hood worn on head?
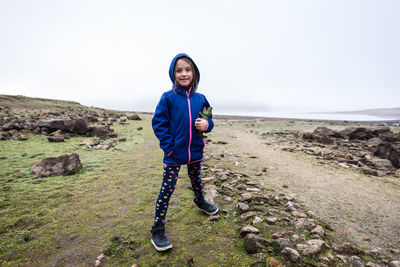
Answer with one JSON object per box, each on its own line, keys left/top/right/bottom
{"left": 169, "top": 53, "right": 200, "bottom": 86}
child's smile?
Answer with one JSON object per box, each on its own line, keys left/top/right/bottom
{"left": 174, "top": 59, "right": 193, "bottom": 88}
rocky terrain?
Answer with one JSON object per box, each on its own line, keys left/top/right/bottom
{"left": 0, "top": 95, "right": 399, "bottom": 266}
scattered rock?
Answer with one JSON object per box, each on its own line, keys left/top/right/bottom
{"left": 252, "top": 216, "right": 263, "bottom": 225}
{"left": 244, "top": 234, "right": 268, "bottom": 254}
{"left": 31, "top": 153, "right": 83, "bottom": 177}
{"left": 266, "top": 217, "right": 278, "bottom": 225}
{"left": 280, "top": 247, "right": 301, "bottom": 262}
{"left": 127, "top": 114, "right": 141, "bottom": 120}
{"left": 310, "top": 225, "right": 325, "bottom": 237}
{"left": 208, "top": 214, "right": 221, "bottom": 221}
{"left": 240, "top": 225, "right": 260, "bottom": 237}
{"left": 275, "top": 238, "right": 292, "bottom": 250}
{"left": 390, "top": 261, "right": 400, "bottom": 267}
{"left": 296, "top": 239, "right": 326, "bottom": 256}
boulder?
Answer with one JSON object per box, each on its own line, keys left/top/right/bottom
{"left": 313, "top": 127, "right": 340, "bottom": 137}
{"left": 65, "top": 118, "right": 88, "bottom": 135}
{"left": 38, "top": 119, "right": 67, "bottom": 132}
{"left": 88, "top": 125, "right": 112, "bottom": 138}
{"left": 31, "top": 153, "right": 83, "bottom": 177}
{"left": 127, "top": 114, "right": 142, "bottom": 120}
{"left": 374, "top": 143, "right": 400, "bottom": 168}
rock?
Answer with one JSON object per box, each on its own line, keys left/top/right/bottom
{"left": 244, "top": 234, "right": 267, "bottom": 254}
{"left": 253, "top": 216, "right": 263, "bottom": 225}
{"left": 370, "top": 158, "right": 394, "bottom": 169}
{"left": 246, "top": 187, "right": 261, "bottom": 192}
{"left": 89, "top": 125, "right": 112, "bottom": 138}
{"left": 203, "top": 184, "right": 218, "bottom": 204}
{"left": 17, "top": 134, "right": 28, "bottom": 140}
{"left": 280, "top": 247, "right": 301, "bottom": 262}
{"left": 127, "top": 114, "right": 141, "bottom": 120}
{"left": 290, "top": 234, "right": 300, "bottom": 243}
{"left": 374, "top": 143, "right": 400, "bottom": 168}
{"left": 237, "top": 202, "right": 249, "bottom": 213}
{"left": 284, "top": 201, "right": 297, "bottom": 211}
{"left": 0, "top": 132, "right": 10, "bottom": 140}
{"left": 240, "top": 225, "right": 260, "bottom": 237}
{"left": 31, "top": 153, "right": 83, "bottom": 177}
{"left": 266, "top": 217, "right": 278, "bottom": 225}
{"left": 318, "top": 252, "right": 334, "bottom": 264}
{"left": 296, "top": 239, "right": 326, "bottom": 256}
{"left": 241, "top": 211, "right": 260, "bottom": 220}
{"left": 137, "top": 127, "right": 143, "bottom": 130}
{"left": 348, "top": 256, "right": 364, "bottom": 267}
{"left": 202, "top": 176, "right": 216, "bottom": 185}
{"left": 314, "top": 127, "right": 340, "bottom": 137}
{"left": 65, "top": 118, "right": 88, "bottom": 135}
{"left": 311, "top": 225, "right": 325, "bottom": 237}
{"left": 293, "top": 218, "right": 315, "bottom": 230}
{"left": 291, "top": 210, "right": 307, "bottom": 218}
{"left": 208, "top": 214, "right": 221, "bottom": 221}
{"left": 333, "top": 242, "right": 365, "bottom": 255}
{"left": 367, "top": 137, "right": 384, "bottom": 147}
{"left": 390, "top": 261, "right": 400, "bottom": 267}
{"left": 47, "top": 134, "right": 65, "bottom": 142}
{"left": 38, "top": 119, "right": 67, "bottom": 132}
{"left": 275, "top": 238, "right": 292, "bottom": 250}
{"left": 240, "top": 192, "right": 270, "bottom": 203}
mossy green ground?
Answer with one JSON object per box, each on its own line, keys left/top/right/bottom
{"left": 0, "top": 115, "right": 257, "bottom": 266}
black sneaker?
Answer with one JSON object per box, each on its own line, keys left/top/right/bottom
{"left": 194, "top": 198, "right": 219, "bottom": 215}
{"left": 150, "top": 225, "right": 172, "bottom": 251}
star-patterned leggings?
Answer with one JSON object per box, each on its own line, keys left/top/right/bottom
{"left": 153, "top": 161, "right": 204, "bottom": 226}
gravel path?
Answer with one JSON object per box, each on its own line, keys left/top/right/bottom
{"left": 211, "top": 123, "right": 400, "bottom": 256}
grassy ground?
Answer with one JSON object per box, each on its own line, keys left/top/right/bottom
{"left": 0, "top": 115, "right": 257, "bottom": 266}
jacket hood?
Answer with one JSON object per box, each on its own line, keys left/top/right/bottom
{"left": 169, "top": 53, "right": 200, "bottom": 85}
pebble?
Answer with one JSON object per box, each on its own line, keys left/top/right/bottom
{"left": 291, "top": 210, "right": 307, "bottom": 218}
{"left": 311, "top": 225, "right": 325, "bottom": 237}
{"left": 246, "top": 187, "right": 261, "bottom": 192}
{"left": 208, "top": 214, "right": 221, "bottom": 221}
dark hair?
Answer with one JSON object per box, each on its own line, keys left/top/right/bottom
{"left": 173, "top": 57, "right": 199, "bottom": 92}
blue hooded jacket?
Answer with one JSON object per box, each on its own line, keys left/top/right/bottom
{"left": 152, "top": 53, "right": 214, "bottom": 165}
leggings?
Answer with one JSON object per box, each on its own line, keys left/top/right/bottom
{"left": 153, "top": 161, "right": 204, "bottom": 226}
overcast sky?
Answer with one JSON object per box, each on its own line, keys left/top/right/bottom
{"left": 0, "top": 0, "right": 399, "bottom": 115}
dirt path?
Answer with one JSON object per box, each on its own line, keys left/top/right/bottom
{"left": 211, "top": 123, "right": 400, "bottom": 256}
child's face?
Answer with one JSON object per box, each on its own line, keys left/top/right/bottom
{"left": 174, "top": 58, "right": 193, "bottom": 88}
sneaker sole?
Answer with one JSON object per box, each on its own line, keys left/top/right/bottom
{"left": 199, "top": 205, "right": 219, "bottom": 215}
{"left": 151, "top": 238, "right": 172, "bottom": 252}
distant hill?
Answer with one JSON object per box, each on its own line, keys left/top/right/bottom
{"left": 334, "top": 107, "right": 400, "bottom": 119}
{"left": 0, "top": 94, "right": 107, "bottom": 113}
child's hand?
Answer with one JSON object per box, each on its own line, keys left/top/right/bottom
{"left": 195, "top": 118, "right": 207, "bottom": 131}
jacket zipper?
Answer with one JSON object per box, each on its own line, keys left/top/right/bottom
{"left": 186, "top": 88, "right": 192, "bottom": 164}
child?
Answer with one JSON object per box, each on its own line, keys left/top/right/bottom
{"left": 151, "top": 53, "right": 219, "bottom": 251}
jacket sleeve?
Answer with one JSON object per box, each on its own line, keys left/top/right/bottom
{"left": 203, "top": 96, "right": 214, "bottom": 133}
{"left": 152, "top": 93, "right": 174, "bottom": 154}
